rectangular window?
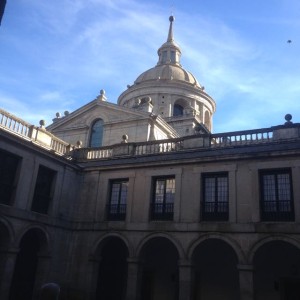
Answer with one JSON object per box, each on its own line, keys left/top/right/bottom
{"left": 202, "top": 173, "right": 229, "bottom": 221}
{"left": 151, "top": 177, "right": 175, "bottom": 221}
{"left": 0, "top": 149, "right": 21, "bottom": 205}
{"left": 31, "top": 166, "right": 56, "bottom": 214}
{"left": 260, "top": 169, "right": 294, "bottom": 221}
{"left": 107, "top": 180, "right": 128, "bottom": 221}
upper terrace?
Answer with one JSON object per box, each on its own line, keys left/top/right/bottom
{"left": 1, "top": 108, "right": 299, "bottom": 162}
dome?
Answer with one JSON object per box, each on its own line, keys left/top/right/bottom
{"left": 134, "top": 64, "right": 202, "bottom": 88}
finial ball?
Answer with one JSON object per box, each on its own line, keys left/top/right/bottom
{"left": 285, "top": 114, "right": 292, "bottom": 122}
{"left": 169, "top": 16, "right": 175, "bottom": 22}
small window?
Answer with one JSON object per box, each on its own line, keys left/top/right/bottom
{"left": 170, "top": 50, "right": 176, "bottom": 63}
{"left": 89, "top": 119, "right": 104, "bottom": 147}
{"left": 202, "top": 173, "right": 229, "bottom": 221}
{"left": 259, "top": 169, "right": 294, "bottom": 221}
{"left": 161, "top": 51, "right": 167, "bottom": 63}
{"left": 173, "top": 104, "right": 184, "bottom": 116}
{"left": 0, "top": 149, "right": 21, "bottom": 205}
{"left": 107, "top": 180, "right": 128, "bottom": 221}
{"left": 151, "top": 177, "right": 175, "bottom": 221}
{"left": 31, "top": 166, "right": 56, "bottom": 214}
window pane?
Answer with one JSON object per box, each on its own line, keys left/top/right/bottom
{"left": 90, "top": 119, "right": 104, "bottom": 147}
{"left": 204, "top": 178, "right": 215, "bottom": 202}
{"left": 155, "top": 180, "right": 165, "bottom": 203}
{"left": 120, "top": 182, "right": 128, "bottom": 204}
{"left": 277, "top": 174, "right": 290, "bottom": 201}
{"left": 263, "top": 175, "right": 276, "bottom": 202}
{"left": 260, "top": 169, "right": 294, "bottom": 221}
{"left": 111, "top": 183, "right": 121, "bottom": 205}
{"left": 173, "top": 104, "right": 184, "bottom": 116}
{"left": 217, "top": 177, "right": 228, "bottom": 202}
{"left": 108, "top": 180, "right": 128, "bottom": 220}
{"left": 170, "top": 50, "right": 176, "bottom": 63}
{"left": 165, "top": 179, "right": 175, "bottom": 203}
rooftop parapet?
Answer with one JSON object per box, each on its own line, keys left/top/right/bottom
{"left": 1, "top": 108, "right": 300, "bottom": 161}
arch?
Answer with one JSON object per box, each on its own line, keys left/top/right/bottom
{"left": 89, "top": 118, "right": 104, "bottom": 147}
{"left": 188, "top": 234, "right": 246, "bottom": 264}
{"left": 91, "top": 232, "right": 133, "bottom": 259}
{"left": 248, "top": 235, "right": 300, "bottom": 265}
{"left": 173, "top": 98, "right": 189, "bottom": 117}
{"left": 93, "top": 234, "right": 130, "bottom": 300}
{"left": 190, "top": 236, "right": 240, "bottom": 300}
{"left": 15, "top": 225, "right": 51, "bottom": 254}
{"left": 138, "top": 234, "right": 181, "bottom": 300}
{"left": 136, "top": 232, "right": 184, "bottom": 259}
{"left": 0, "top": 217, "right": 14, "bottom": 247}
{"left": 204, "top": 110, "right": 210, "bottom": 130}
{"left": 252, "top": 237, "right": 300, "bottom": 299}
{"left": 9, "top": 227, "right": 51, "bottom": 300}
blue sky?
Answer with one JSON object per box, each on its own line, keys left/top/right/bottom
{"left": 1, "top": 0, "right": 300, "bottom": 133}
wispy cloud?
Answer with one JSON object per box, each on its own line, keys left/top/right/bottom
{"left": 1, "top": 0, "right": 300, "bottom": 132}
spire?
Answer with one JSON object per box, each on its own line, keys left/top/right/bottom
{"left": 157, "top": 16, "right": 181, "bottom": 66}
{"left": 167, "top": 15, "right": 175, "bottom": 42}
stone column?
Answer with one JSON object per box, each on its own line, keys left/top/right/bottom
{"left": 178, "top": 259, "right": 193, "bottom": 300}
{"left": 0, "top": 248, "right": 19, "bottom": 300}
{"left": 126, "top": 257, "right": 141, "bottom": 300}
{"left": 237, "top": 264, "right": 254, "bottom": 300}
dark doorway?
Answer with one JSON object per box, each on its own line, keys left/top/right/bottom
{"left": 9, "top": 229, "right": 43, "bottom": 300}
{"left": 140, "top": 237, "right": 179, "bottom": 300}
{"left": 192, "top": 239, "right": 239, "bottom": 300}
{"left": 254, "top": 241, "right": 300, "bottom": 300}
{"left": 96, "top": 238, "right": 128, "bottom": 300}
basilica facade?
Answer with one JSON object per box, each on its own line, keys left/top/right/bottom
{"left": 1, "top": 17, "right": 300, "bottom": 300}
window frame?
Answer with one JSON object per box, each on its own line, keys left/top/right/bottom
{"left": 201, "top": 172, "right": 229, "bottom": 221}
{"left": 0, "top": 149, "right": 21, "bottom": 206}
{"left": 259, "top": 168, "right": 294, "bottom": 222}
{"left": 31, "top": 165, "right": 57, "bottom": 214}
{"left": 89, "top": 118, "right": 104, "bottom": 148}
{"left": 106, "top": 179, "right": 128, "bottom": 221}
{"left": 150, "top": 176, "right": 175, "bottom": 221}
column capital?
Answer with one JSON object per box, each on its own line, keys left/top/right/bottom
{"left": 178, "top": 259, "right": 193, "bottom": 267}
{"left": 237, "top": 264, "right": 254, "bottom": 271}
{"left": 127, "top": 257, "right": 140, "bottom": 264}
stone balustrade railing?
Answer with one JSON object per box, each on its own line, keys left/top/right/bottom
{"left": 0, "top": 108, "right": 71, "bottom": 156}
{"left": 71, "top": 126, "right": 287, "bottom": 161}
{"left": 0, "top": 108, "right": 31, "bottom": 138}
{"left": 2, "top": 108, "right": 300, "bottom": 161}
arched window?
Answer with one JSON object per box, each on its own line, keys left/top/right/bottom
{"left": 89, "top": 119, "right": 104, "bottom": 147}
{"left": 173, "top": 104, "right": 184, "bottom": 116}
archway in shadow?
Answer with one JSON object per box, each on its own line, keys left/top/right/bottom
{"left": 253, "top": 240, "right": 300, "bottom": 300}
{"left": 9, "top": 228, "right": 48, "bottom": 300}
{"left": 0, "top": 221, "right": 11, "bottom": 286}
{"left": 140, "top": 237, "right": 179, "bottom": 300}
{"left": 192, "top": 238, "right": 239, "bottom": 300}
{"left": 96, "top": 237, "right": 129, "bottom": 300}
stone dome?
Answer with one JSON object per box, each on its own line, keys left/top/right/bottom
{"left": 134, "top": 64, "right": 202, "bottom": 88}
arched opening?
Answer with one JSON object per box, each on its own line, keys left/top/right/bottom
{"left": 173, "top": 104, "right": 184, "bottom": 117}
{"left": 96, "top": 237, "right": 129, "bottom": 300}
{"left": 253, "top": 240, "right": 300, "bottom": 300}
{"left": 9, "top": 228, "right": 48, "bottom": 300}
{"left": 204, "top": 111, "right": 210, "bottom": 130}
{"left": 192, "top": 239, "right": 239, "bottom": 300}
{"left": 140, "top": 237, "right": 179, "bottom": 300}
{"left": 0, "top": 221, "right": 11, "bottom": 283}
{"left": 89, "top": 119, "right": 104, "bottom": 148}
